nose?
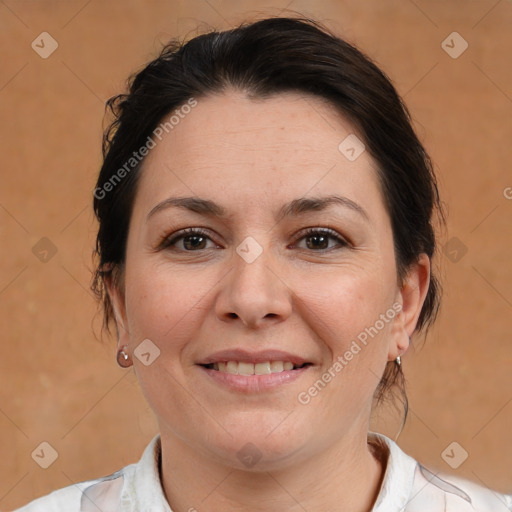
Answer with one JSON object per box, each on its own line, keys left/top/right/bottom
{"left": 214, "top": 240, "right": 293, "bottom": 330}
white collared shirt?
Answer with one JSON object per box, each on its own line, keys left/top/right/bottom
{"left": 15, "top": 433, "right": 512, "bottom": 511}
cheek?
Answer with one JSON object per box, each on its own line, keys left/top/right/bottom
{"left": 123, "top": 260, "right": 208, "bottom": 350}
{"left": 295, "top": 265, "right": 395, "bottom": 346}
{"left": 291, "top": 263, "right": 397, "bottom": 401}
{"left": 122, "top": 262, "right": 208, "bottom": 417}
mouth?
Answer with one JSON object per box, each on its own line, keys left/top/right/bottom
{"left": 200, "top": 361, "right": 312, "bottom": 375}
{"left": 196, "top": 349, "right": 314, "bottom": 392}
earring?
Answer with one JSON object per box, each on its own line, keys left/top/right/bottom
{"left": 395, "top": 355, "right": 402, "bottom": 367}
{"left": 116, "top": 346, "right": 132, "bottom": 368}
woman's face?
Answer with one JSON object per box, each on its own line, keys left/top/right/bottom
{"left": 109, "top": 90, "right": 429, "bottom": 469}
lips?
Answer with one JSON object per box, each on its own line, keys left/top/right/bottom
{"left": 196, "top": 349, "right": 313, "bottom": 392}
{"left": 197, "top": 349, "right": 312, "bottom": 375}
{"left": 197, "top": 349, "right": 310, "bottom": 366}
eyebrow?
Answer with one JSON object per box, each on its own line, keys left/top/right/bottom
{"left": 146, "top": 194, "right": 370, "bottom": 223}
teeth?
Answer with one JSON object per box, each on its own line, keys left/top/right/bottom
{"left": 270, "top": 361, "right": 284, "bottom": 372}
{"left": 238, "top": 362, "right": 254, "bottom": 375}
{"left": 226, "top": 361, "right": 238, "bottom": 374}
{"left": 255, "top": 362, "right": 271, "bottom": 375}
{"left": 213, "top": 361, "right": 301, "bottom": 375}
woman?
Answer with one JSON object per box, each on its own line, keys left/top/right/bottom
{"left": 16, "top": 16, "right": 511, "bottom": 512}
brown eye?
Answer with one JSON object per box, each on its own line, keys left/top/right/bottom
{"left": 295, "top": 228, "right": 349, "bottom": 251}
{"left": 161, "top": 228, "right": 217, "bottom": 251}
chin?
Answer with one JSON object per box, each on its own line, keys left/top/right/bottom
{"left": 205, "top": 418, "right": 312, "bottom": 471}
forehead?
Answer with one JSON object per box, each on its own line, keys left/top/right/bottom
{"left": 134, "top": 90, "right": 384, "bottom": 219}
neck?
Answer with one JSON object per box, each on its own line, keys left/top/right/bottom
{"left": 158, "top": 426, "right": 386, "bottom": 512}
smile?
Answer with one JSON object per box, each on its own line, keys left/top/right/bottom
{"left": 196, "top": 349, "right": 313, "bottom": 392}
{"left": 202, "top": 361, "right": 311, "bottom": 375}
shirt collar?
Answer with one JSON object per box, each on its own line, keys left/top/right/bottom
{"left": 124, "top": 432, "right": 416, "bottom": 511}
{"left": 124, "top": 434, "right": 172, "bottom": 511}
{"left": 368, "top": 432, "right": 418, "bottom": 511}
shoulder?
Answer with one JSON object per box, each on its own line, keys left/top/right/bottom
{"left": 13, "top": 435, "right": 164, "bottom": 511}
{"left": 409, "top": 464, "right": 512, "bottom": 512}
{"left": 14, "top": 485, "right": 82, "bottom": 511}
{"left": 369, "top": 432, "right": 512, "bottom": 512}
{"left": 13, "top": 467, "right": 130, "bottom": 511}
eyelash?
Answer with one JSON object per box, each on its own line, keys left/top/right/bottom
{"left": 159, "top": 227, "right": 350, "bottom": 252}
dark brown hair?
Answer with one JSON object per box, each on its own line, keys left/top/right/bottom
{"left": 92, "top": 16, "right": 444, "bottom": 418}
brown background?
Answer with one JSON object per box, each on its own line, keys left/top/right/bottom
{"left": 1, "top": 0, "right": 511, "bottom": 509}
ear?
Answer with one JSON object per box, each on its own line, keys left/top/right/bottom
{"left": 388, "top": 253, "right": 431, "bottom": 362}
{"left": 104, "top": 269, "right": 130, "bottom": 354}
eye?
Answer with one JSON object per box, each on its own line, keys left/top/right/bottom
{"left": 159, "top": 226, "right": 350, "bottom": 253}
{"left": 293, "top": 227, "right": 349, "bottom": 251}
{"left": 160, "top": 227, "right": 218, "bottom": 251}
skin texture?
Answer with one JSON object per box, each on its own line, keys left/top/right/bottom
{"left": 107, "top": 90, "right": 430, "bottom": 512}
